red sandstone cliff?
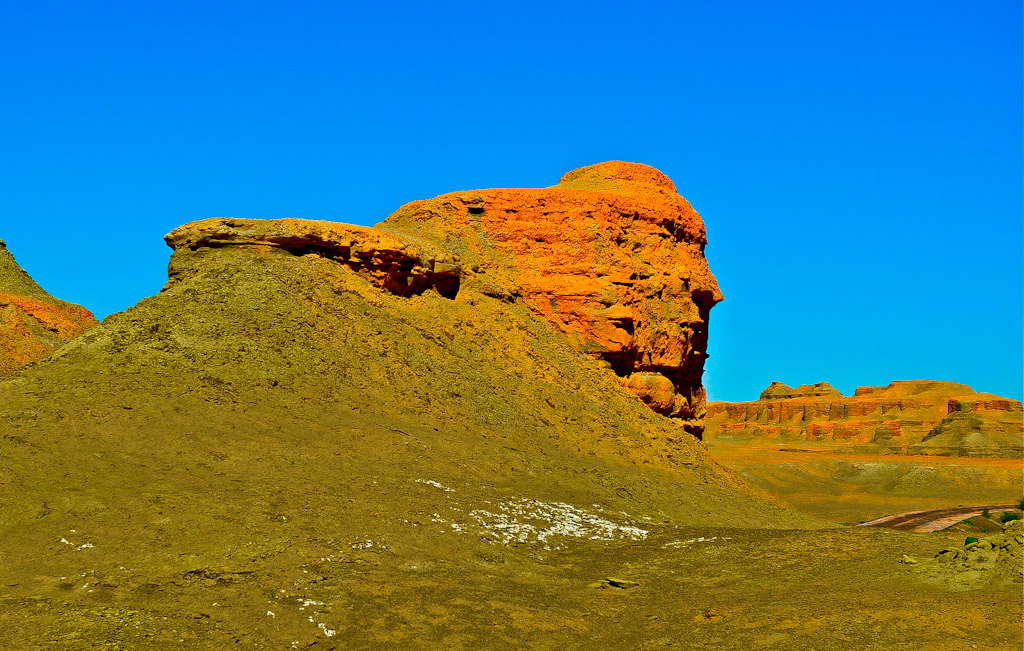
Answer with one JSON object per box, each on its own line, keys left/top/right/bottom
{"left": 166, "top": 161, "right": 721, "bottom": 437}
{"left": 705, "top": 380, "right": 1023, "bottom": 458}
{"left": 0, "top": 238, "right": 98, "bottom": 375}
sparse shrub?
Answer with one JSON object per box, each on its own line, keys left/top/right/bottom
{"left": 981, "top": 509, "right": 991, "bottom": 519}
{"left": 999, "top": 511, "right": 1022, "bottom": 524}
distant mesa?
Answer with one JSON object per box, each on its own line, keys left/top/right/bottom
{"left": 759, "top": 381, "right": 842, "bottom": 400}
{"left": 706, "top": 380, "right": 1023, "bottom": 458}
{"left": 0, "top": 238, "right": 98, "bottom": 375}
{"left": 166, "top": 161, "right": 722, "bottom": 438}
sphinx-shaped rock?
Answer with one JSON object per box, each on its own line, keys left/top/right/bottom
{"left": 165, "top": 161, "right": 722, "bottom": 436}
{"left": 0, "top": 238, "right": 98, "bottom": 375}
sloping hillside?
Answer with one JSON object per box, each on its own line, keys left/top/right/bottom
{"left": 0, "top": 238, "right": 97, "bottom": 375}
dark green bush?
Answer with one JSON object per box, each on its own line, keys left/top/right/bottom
{"left": 999, "top": 511, "right": 1022, "bottom": 524}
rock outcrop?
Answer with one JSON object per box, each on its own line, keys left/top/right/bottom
{"left": 759, "top": 381, "right": 842, "bottom": 400}
{"left": 921, "top": 519, "right": 1023, "bottom": 589}
{"left": 0, "top": 238, "right": 98, "bottom": 375}
{"left": 166, "top": 161, "right": 722, "bottom": 437}
{"left": 705, "top": 380, "right": 1023, "bottom": 458}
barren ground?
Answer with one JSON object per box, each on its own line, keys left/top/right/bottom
{"left": 1, "top": 243, "right": 1020, "bottom": 648}
{"left": 706, "top": 443, "right": 1023, "bottom": 524}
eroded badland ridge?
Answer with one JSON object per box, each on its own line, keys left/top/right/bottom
{"left": 703, "top": 383, "right": 1022, "bottom": 526}
{"left": 0, "top": 162, "right": 1020, "bottom": 649}
{"left": 0, "top": 239, "right": 98, "bottom": 375}
{"left": 706, "top": 380, "right": 1023, "bottom": 458}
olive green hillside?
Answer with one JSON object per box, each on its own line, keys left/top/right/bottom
{"left": 0, "top": 237, "right": 827, "bottom": 648}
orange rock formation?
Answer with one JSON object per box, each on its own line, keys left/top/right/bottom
{"left": 166, "top": 161, "right": 722, "bottom": 437}
{"left": 0, "top": 238, "right": 98, "bottom": 375}
{"left": 705, "top": 380, "right": 1023, "bottom": 458}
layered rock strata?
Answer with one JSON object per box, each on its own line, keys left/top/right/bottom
{"left": 166, "top": 161, "right": 722, "bottom": 437}
{"left": 705, "top": 380, "right": 1023, "bottom": 458}
{"left": 0, "top": 238, "right": 98, "bottom": 375}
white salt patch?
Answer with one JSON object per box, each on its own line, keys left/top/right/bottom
{"left": 468, "top": 498, "right": 648, "bottom": 547}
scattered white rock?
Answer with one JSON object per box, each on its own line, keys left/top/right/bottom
{"left": 663, "top": 535, "right": 731, "bottom": 549}
{"left": 318, "top": 622, "right": 336, "bottom": 637}
{"left": 60, "top": 535, "right": 95, "bottom": 550}
{"left": 416, "top": 479, "right": 454, "bottom": 492}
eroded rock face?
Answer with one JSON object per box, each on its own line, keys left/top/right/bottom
{"left": 381, "top": 161, "right": 722, "bottom": 435}
{"left": 165, "top": 161, "right": 722, "bottom": 436}
{"left": 706, "top": 380, "right": 1023, "bottom": 458}
{"left": 0, "top": 238, "right": 98, "bottom": 375}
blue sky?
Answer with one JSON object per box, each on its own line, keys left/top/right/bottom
{"left": 1, "top": 1, "right": 1020, "bottom": 401}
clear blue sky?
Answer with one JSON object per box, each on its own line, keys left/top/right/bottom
{"left": 1, "top": 1, "right": 1020, "bottom": 401}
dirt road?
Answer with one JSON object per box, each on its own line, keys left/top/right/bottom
{"left": 858, "top": 505, "right": 1020, "bottom": 532}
